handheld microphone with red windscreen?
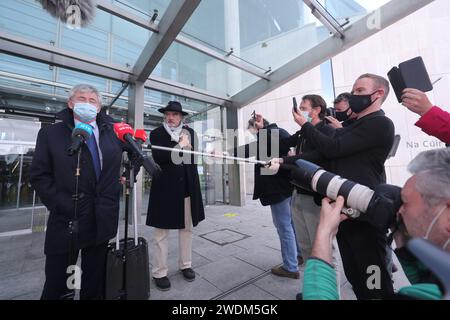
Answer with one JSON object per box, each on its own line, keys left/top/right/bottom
{"left": 113, "top": 123, "right": 160, "bottom": 177}
{"left": 134, "top": 129, "right": 148, "bottom": 144}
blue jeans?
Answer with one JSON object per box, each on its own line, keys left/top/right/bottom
{"left": 270, "top": 197, "right": 301, "bottom": 273}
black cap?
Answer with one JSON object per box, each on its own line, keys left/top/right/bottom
{"left": 158, "top": 101, "right": 188, "bottom": 116}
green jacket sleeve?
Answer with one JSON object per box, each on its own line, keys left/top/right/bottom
{"left": 394, "top": 247, "right": 443, "bottom": 300}
{"left": 302, "top": 258, "right": 339, "bottom": 300}
{"left": 398, "top": 284, "right": 442, "bottom": 300}
{"left": 303, "top": 256, "right": 443, "bottom": 300}
{"left": 395, "top": 247, "right": 431, "bottom": 284}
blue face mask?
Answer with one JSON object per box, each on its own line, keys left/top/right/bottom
{"left": 73, "top": 103, "right": 98, "bottom": 124}
{"left": 301, "top": 111, "right": 312, "bottom": 123}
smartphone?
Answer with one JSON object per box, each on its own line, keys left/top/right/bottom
{"left": 324, "top": 108, "right": 336, "bottom": 124}
{"left": 292, "top": 97, "right": 298, "bottom": 113}
{"left": 326, "top": 108, "right": 336, "bottom": 118}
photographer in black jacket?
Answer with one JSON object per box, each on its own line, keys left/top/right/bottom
{"left": 279, "top": 95, "right": 335, "bottom": 265}
{"left": 302, "top": 148, "right": 450, "bottom": 300}
{"left": 232, "top": 115, "right": 302, "bottom": 279}
{"left": 270, "top": 74, "right": 395, "bottom": 299}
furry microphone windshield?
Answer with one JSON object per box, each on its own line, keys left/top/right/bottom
{"left": 38, "top": 0, "right": 97, "bottom": 27}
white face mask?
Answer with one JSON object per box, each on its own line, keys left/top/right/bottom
{"left": 424, "top": 205, "right": 449, "bottom": 249}
{"left": 73, "top": 102, "right": 98, "bottom": 124}
{"left": 301, "top": 111, "right": 312, "bottom": 123}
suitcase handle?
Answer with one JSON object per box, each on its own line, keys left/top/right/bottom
{"left": 115, "top": 169, "right": 139, "bottom": 249}
{"left": 132, "top": 183, "right": 138, "bottom": 246}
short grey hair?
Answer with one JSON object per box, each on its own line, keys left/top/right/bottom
{"left": 69, "top": 84, "right": 102, "bottom": 105}
{"left": 357, "top": 73, "right": 390, "bottom": 103}
{"left": 408, "top": 148, "right": 450, "bottom": 207}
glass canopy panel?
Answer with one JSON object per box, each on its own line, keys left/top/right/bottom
{"left": 59, "top": 9, "right": 111, "bottom": 62}
{"left": 151, "top": 41, "right": 260, "bottom": 98}
{"left": 0, "top": 0, "right": 152, "bottom": 69}
{"left": 0, "top": 53, "right": 128, "bottom": 117}
{"left": 112, "top": 0, "right": 170, "bottom": 21}
{"left": 180, "top": 0, "right": 332, "bottom": 73}
{"left": 0, "top": 53, "right": 53, "bottom": 82}
{"left": 110, "top": 15, "right": 151, "bottom": 67}
{"left": 0, "top": 78, "right": 63, "bottom": 115}
{"left": 0, "top": 75, "right": 67, "bottom": 117}
{"left": 57, "top": 69, "right": 108, "bottom": 93}
{"left": 60, "top": 5, "right": 152, "bottom": 68}
{"left": 317, "top": 0, "right": 391, "bottom": 25}
{"left": 0, "top": 0, "right": 58, "bottom": 44}
{"left": 143, "top": 88, "right": 213, "bottom": 118}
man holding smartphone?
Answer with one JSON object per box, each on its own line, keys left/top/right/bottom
{"left": 324, "top": 93, "right": 357, "bottom": 129}
{"left": 272, "top": 74, "right": 396, "bottom": 300}
{"left": 280, "top": 95, "right": 335, "bottom": 277}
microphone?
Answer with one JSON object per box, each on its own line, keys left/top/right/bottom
{"left": 113, "top": 123, "right": 161, "bottom": 177}
{"left": 68, "top": 123, "right": 93, "bottom": 156}
{"left": 38, "top": 0, "right": 97, "bottom": 27}
{"left": 134, "top": 129, "right": 148, "bottom": 144}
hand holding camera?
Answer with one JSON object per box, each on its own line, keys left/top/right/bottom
{"left": 318, "top": 197, "right": 349, "bottom": 239}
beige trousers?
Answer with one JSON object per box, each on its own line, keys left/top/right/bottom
{"left": 291, "top": 190, "right": 341, "bottom": 297}
{"left": 152, "top": 197, "right": 193, "bottom": 278}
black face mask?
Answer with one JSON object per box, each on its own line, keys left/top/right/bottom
{"left": 335, "top": 108, "right": 352, "bottom": 122}
{"left": 349, "top": 91, "right": 378, "bottom": 114}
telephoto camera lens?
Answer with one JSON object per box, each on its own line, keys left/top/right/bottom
{"left": 290, "top": 159, "right": 374, "bottom": 217}
{"left": 290, "top": 160, "right": 402, "bottom": 232}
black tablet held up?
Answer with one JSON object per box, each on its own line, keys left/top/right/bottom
{"left": 387, "top": 56, "right": 433, "bottom": 103}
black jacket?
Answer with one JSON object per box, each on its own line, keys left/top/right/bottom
{"left": 281, "top": 121, "right": 335, "bottom": 197}
{"left": 146, "top": 125, "right": 205, "bottom": 229}
{"left": 282, "top": 121, "right": 335, "bottom": 157}
{"left": 233, "top": 123, "right": 293, "bottom": 206}
{"left": 30, "top": 109, "right": 123, "bottom": 255}
{"left": 285, "top": 110, "right": 396, "bottom": 298}
{"left": 284, "top": 110, "right": 395, "bottom": 188}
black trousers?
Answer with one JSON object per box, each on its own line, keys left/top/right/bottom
{"left": 337, "top": 220, "right": 394, "bottom": 300}
{"left": 41, "top": 242, "right": 109, "bottom": 300}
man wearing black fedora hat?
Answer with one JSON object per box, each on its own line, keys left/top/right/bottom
{"left": 146, "top": 101, "right": 205, "bottom": 291}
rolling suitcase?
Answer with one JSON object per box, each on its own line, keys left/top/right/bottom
{"left": 105, "top": 174, "right": 150, "bottom": 300}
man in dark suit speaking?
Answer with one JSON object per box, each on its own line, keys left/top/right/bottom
{"left": 30, "top": 84, "right": 123, "bottom": 299}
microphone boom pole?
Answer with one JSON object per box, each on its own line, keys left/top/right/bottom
{"left": 146, "top": 144, "right": 268, "bottom": 166}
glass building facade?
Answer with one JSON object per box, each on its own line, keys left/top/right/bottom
{"left": 0, "top": 0, "right": 431, "bottom": 238}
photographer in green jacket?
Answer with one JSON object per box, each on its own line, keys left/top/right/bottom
{"left": 303, "top": 148, "right": 450, "bottom": 300}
